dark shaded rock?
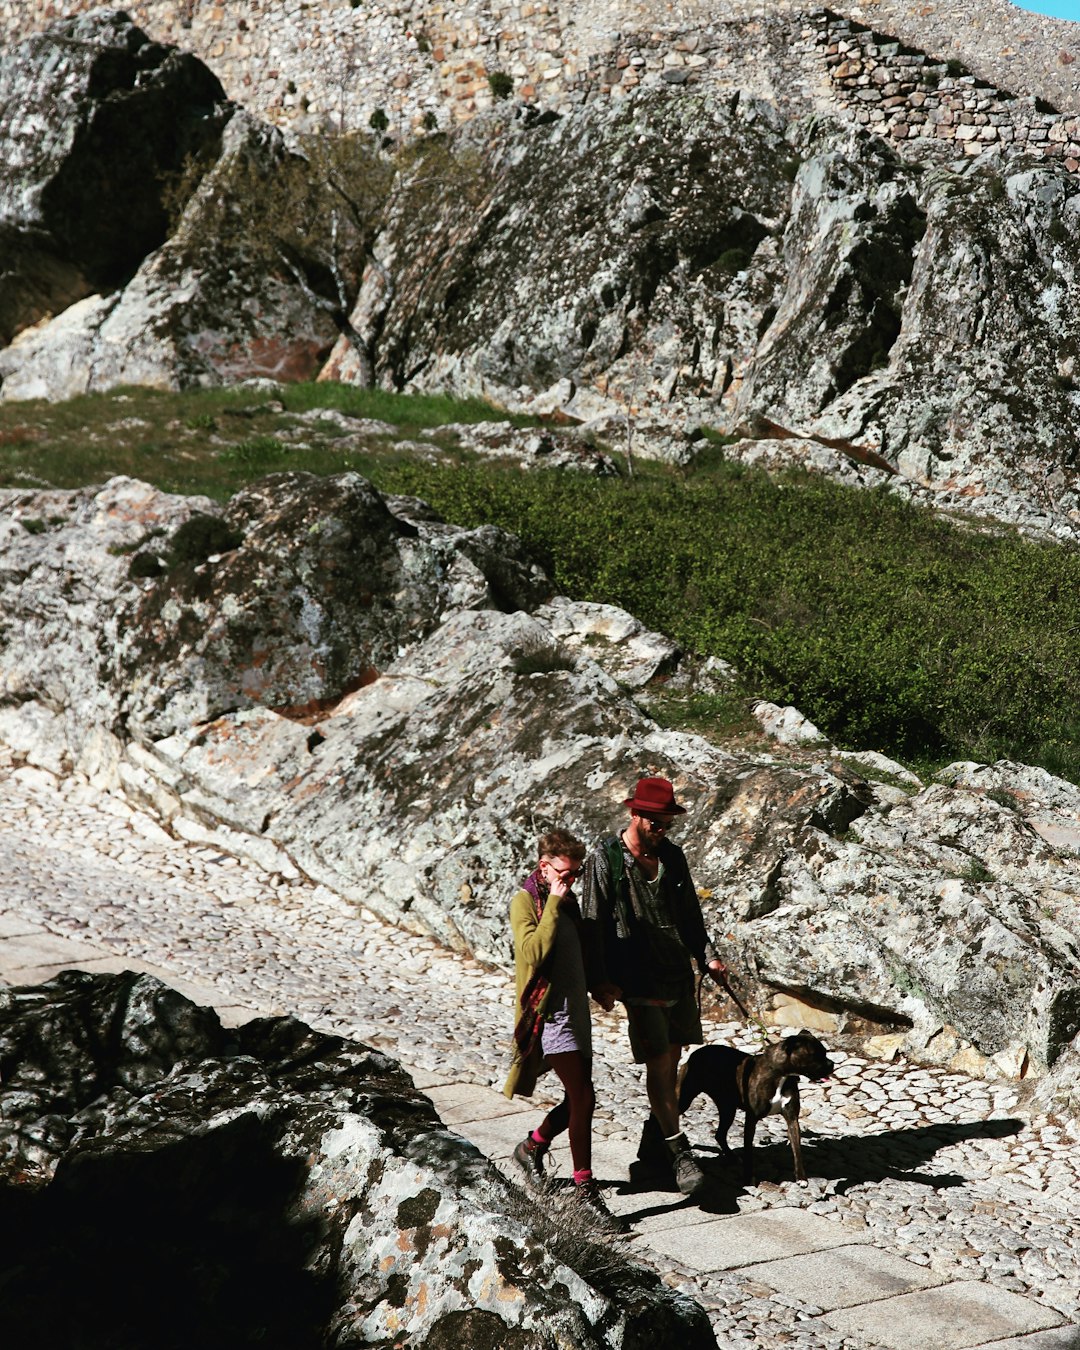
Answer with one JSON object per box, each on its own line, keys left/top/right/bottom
{"left": 0, "top": 9, "right": 230, "bottom": 344}
{"left": 0, "top": 972, "right": 714, "bottom": 1350}
{"left": 0, "top": 7, "right": 379, "bottom": 398}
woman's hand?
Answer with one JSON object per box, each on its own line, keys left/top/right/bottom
{"left": 541, "top": 856, "right": 582, "bottom": 903}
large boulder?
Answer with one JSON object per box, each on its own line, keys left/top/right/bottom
{"left": 0, "top": 9, "right": 230, "bottom": 346}
{"left": 0, "top": 14, "right": 378, "bottom": 400}
{"left": 326, "top": 92, "right": 1080, "bottom": 540}
{"left": 0, "top": 472, "right": 548, "bottom": 757}
{"left": 799, "top": 138, "right": 1080, "bottom": 537}
{"left": 0, "top": 971, "right": 711, "bottom": 1349}
{"left": 116, "top": 470, "right": 549, "bottom": 740}
{"left": 325, "top": 91, "right": 792, "bottom": 435}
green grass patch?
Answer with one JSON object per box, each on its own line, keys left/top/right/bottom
{"left": 0, "top": 383, "right": 534, "bottom": 499}
{"left": 647, "top": 689, "right": 758, "bottom": 744}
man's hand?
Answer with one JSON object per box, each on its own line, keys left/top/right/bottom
{"left": 706, "top": 959, "right": 728, "bottom": 983}
{"left": 591, "top": 982, "right": 621, "bottom": 1012}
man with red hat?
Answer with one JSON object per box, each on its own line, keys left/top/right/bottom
{"left": 581, "top": 774, "right": 725, "bottom": 1197}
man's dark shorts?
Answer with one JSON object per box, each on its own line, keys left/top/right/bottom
{"left": 626, "top": 982, "right": 702, "bottom": 1063}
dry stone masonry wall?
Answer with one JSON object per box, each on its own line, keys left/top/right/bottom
{"left": 4, "top": 1, "right": 1080, "bottom": 169}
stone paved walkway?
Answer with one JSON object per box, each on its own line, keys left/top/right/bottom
{"left": 1, "top": 755, "right": 1079, "bottom": 1349}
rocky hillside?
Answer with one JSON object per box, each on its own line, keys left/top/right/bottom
{"left": 2, "top": 469, "right": 1079, "bottom": 1110}
{"left": 2, "top": 12, "right": 1079, "bottom": 544}
{"left": 1, "top": 15, "right": 1079, "bottom": 1106}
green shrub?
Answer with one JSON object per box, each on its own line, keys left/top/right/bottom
{"left": 715, "top": 247, "right": 754, "bottom": 274}
{"left": 488, "top": 71, "right": 513, "bottom": 101}
{"left": 370, "top": 459, "right": 1080, "bottom": 780}
{"left": 959, "top": 858, "right": 994, "bottom": 885}
{"left": 369, "top": 108, "right": 389, "bottom": 132}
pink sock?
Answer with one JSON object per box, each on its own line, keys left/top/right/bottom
{"left": 573, "top": 1168, "right": 593, "bottom": 1186}
{"left": 531, "top": 1129, "right": 549, "bottom": 1147}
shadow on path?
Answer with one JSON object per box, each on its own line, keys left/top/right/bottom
{"left": 695, "top": 1116, "right": 1025, "bottom": 1195}
{"left": 608, "top": 1116, "right": 1025, "bottom": 1221}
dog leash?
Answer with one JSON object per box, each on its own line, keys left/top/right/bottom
{"left": 698, "top": 969, "right": 774, "bottom": 1047}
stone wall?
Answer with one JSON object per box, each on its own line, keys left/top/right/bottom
{"left": 3, "top": 2, "right": 1078, "bottom": 168}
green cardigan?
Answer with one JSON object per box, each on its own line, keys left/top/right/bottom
{"left": 502, "top": 885, "right": 564, "bottom": 1099}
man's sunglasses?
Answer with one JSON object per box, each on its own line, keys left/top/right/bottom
{"left": 640, "top": 815, "right": 676, "bottom": 831}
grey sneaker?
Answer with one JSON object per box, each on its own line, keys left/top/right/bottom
{"left": 513, "top": 1135, "right": 547, "bottom": 1184}
{"left": 573, "top": 1178, "right": 627, "bottom": 1232}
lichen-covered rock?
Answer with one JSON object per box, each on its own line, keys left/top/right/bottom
{"left": 325, "top": 90, "right": 792, "bottom": 426}
{"left": 0, "top": 12, "right": 378, "bottom": 400}
{"left": 117, "top": 470, "right": 549, "bottom": 740}
{"left": 0, "top": 477, "right": 214, "bottom": 774}
{"left": 0, "top": 9, "right": 230, "bottom": 346}
{"left": 0, "top": 472, "right": 548, "bottom": 751}
{"left": 800, "top": 143, "right": 1080, "bottom": 541}
{"left": 0, "top": 971, "right": 712, "bottom": 1349}
{"left": 128, "top": 597, "right": 1080, "bottom": 1077}
{"left": 0, "top": 112, "right": 351, "bottom": 400}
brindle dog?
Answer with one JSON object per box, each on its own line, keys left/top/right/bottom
{"left": 678, "top": 1031, "right": 835, "bottom": 1182}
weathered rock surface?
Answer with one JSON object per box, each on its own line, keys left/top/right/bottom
{"left": 117, "top": 470, "right": 549, "bottom": 741}
{"left": 0, "top": 970, "right": 711, "bottom": 1349}
{"left": 0, "top": 9, "right": 229, "bottom": 346}
{"left": 0, "top": 15, "right": 358, "bottom": 399}
{"left": 325, "top": 92, "right": 793, "bottom": 439}
{"left": 327, "top": 93, "right": 1080, "bottom": 542}
{"left": 0, "top": 472, "right": 547, "bottom": 754}
{"left": 2, "top": 471, "right": 1079, "bottom": 1087}
{"left": 4, "top": 15, "right": 1080, "bottom": 540}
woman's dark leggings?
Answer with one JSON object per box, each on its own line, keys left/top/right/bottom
{"left": 537, "top": 1050, "right": 596, "bottom": 1174}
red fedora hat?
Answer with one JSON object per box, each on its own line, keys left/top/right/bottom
{"left": 623, "top": 776, "right": 686, "bottom": 815}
